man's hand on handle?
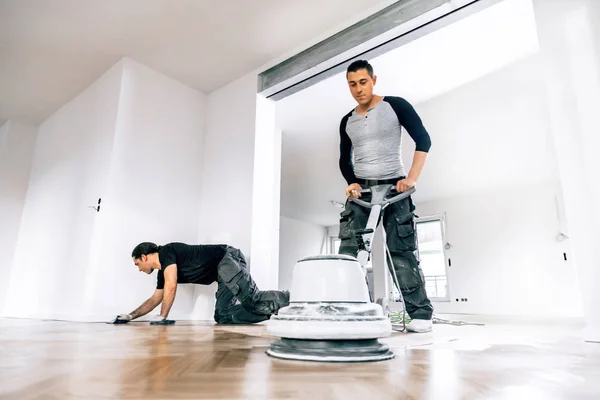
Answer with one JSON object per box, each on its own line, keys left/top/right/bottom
{"left": 396, "top": 177, "right": 416, "bottom": 193}
{"left": 346, "top": 179, "right": 415, "bottom": 199}
{"left": 345, "top": 183, "right": 363, "bottom": 200}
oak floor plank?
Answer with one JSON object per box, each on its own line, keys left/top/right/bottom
{"left": 1, "top": 316, "right": 599, "bottom": 399}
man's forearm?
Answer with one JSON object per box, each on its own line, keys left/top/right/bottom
{"left": 130, "top": 297, "right": 161, "bottom": 320}
{"left": 407, "top": 151, "right": 428, "bottom": 182}
{"left": 159, "top": 284, "right": 177, "bottom": 318}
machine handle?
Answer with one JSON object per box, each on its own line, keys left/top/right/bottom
{"left": 349, "top": 186, "right": 415, "bottom": 208}
{"left": 350, "top": 196, "right": 374, "bottom": 209}
{"left": 386, "top": 186, "right": 416, "bottom": 206}
{"left": 349, "top": 188, "right": 374, "bottom": 208}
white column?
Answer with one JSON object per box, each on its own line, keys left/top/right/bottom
{"left": 249, "top": 95, "right": 282, "bottom": 290}
{"left": 533, "top": 0, "right": 600, "bottom": 342}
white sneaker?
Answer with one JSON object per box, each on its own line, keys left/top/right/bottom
{"left": 405, "top": 319, "right": 432, "bottom": 333}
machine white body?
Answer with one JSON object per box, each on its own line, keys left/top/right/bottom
{"left": 268, "top": 254, "right": 391, "bottom": 341}
{"left": 290, "top": 255, "right": 370, "bottom": 303}
{"left": 266, "top": 185, "right": 415, "bottom": 362}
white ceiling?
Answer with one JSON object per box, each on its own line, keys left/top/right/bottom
{"left": 0, "top": 0, "right": 396, "bottom": 124}
{"left": 277, "top": 0, "right": 542, "bottom": 227}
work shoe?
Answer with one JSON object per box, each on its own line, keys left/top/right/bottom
{"left": 230, "top": 305, "right": 270, "bottom": 324}
{"left": 249, "top": 290, "right": 290, "bottom": 315}
{"left": 272, "top": 290, "right": 290, "bottom": 314}
{"left": 406, "top": 319, "right": 432, "bottom": 333}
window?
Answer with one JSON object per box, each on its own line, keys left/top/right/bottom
{"left": 333, "top": 238, "right": 341, "bottom": 254}
{"left": 416, "top": 215, "right": 449, "bottom": 301}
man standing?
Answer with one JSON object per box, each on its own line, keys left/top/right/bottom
{"left": 112, "top": 242, "right": 290, "bottom": 325}
{"left": 337, "top": 59, "right": 434, "bottom": 333}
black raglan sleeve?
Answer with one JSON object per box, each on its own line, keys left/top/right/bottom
{"left": 385, "top": 96, "right": 432, "bottom": 152}
{"left": 156, "top": 247, "right": 177, "bottom": 289}
{"left": 338, "top": 112, "right": 358, "bottom": 185}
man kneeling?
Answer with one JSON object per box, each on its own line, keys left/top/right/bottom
{"left": 112, "top": 242, "right": 290, "bottom": 325}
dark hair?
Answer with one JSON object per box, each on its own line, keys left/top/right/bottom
{"left": 346, "top": 59, "right": 374, "bottom": 77}
{"left": 131, "top": 242, "right": 160, "bottom": 259}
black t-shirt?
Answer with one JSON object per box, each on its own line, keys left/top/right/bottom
{"left": 156, "top": 242, "right": 228, "bottom": 289}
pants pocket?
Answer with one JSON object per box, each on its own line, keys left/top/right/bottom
{"left": 338, "top": 208, "right": 354, "bottom": 240}
{"left": 390, "top": 213, "right": 418, "bottom": 252}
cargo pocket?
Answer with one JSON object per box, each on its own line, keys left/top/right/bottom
{"left": 338, "top": 208, "right": 354, "bottom": 240}
{"left": 392, "top": 213, "right": 418, "bottom": 252}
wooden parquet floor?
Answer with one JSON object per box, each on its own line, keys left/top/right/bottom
{"left": 1, "top": 316, "right": 599, "bottom": 399}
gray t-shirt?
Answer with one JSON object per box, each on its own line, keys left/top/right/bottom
{"left": 339, "top": 96, "right": 431, "bottom": 184}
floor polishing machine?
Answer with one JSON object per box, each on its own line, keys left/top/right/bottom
{"left": 266, "top": 184, "right": 414, "bottom": 362}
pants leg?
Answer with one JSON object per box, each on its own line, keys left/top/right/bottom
{"left": 216, "top": 247, "right": 289, "bottom": 318}
{"left": 214, "top": 281, "right": 271, "bottom": 324}
{"left": 337, "top": 197, "right": 373, "bottom": 300}
{"left": 383, "top": 195, "right": 433, "bottom": 320}
{"left": 213, "top": 280, "right": 237, "bottom": 324}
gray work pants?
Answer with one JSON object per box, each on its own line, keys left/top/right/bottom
{"left": 338, "top": 193, "right": 434, "bottom": 320}
{"left": 213, "top": 247, "right": 289, "bottom": 324}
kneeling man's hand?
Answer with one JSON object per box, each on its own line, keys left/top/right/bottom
{"left": 112, "top": 314, "right": 132, "bottom": 324}
{"left": 149, "top": 315, "right": 176, "bottom": 325}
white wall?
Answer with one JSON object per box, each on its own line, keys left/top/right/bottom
{"left": 401, "top": 54, "right": 583, "bottom": 317}
{"left": 3, "top": 58, "right": 207, "bottom": 321}
{"left": 532, "top": 0, "right": 600, "bottom": 340}
{"left": 0, "top": 120, "right": 37, "bottom": 312}
{"left": 417, "top": 182, "right": 581, "bottom": 317}
{"left": 278, "top": 216, "right": 327, "bottom": 291}
{"left": 3, "top": 61, "right": 124, "bottom": 319}
{"left": 400, "top": 54, "right": 559, "bottom": 201}
{"left": 83, "top": 59, "right": 207, "bottom": 320}
{"left": 192, "top": 73, "right": 258, "bottom": 319}
{"left": 198, "top": 74, "right": 257, "bottom": 253}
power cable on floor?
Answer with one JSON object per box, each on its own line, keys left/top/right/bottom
{"left": 390, "top": 312, "right": 486, "bottom": 327}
